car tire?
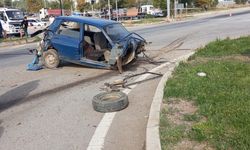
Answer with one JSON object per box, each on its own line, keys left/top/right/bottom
{"left": 92, "top": 91, "right": 129, "bottom": 113}
{"left": 43, "top": 49, "right": 60, "bottom": 69}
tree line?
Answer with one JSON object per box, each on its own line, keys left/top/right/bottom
{"left": 0, "top": 0, "right": 248, "bottom": 13}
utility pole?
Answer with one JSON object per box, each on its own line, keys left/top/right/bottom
{"left": 108, "top": 0, "right": 111, "bottom": 20}
{"left": 115, "top": 0, "right": 118, "bottom": 21}
{"left": 92, "top": 5, "right": 94, "bottom": 16}
{"left": 91, "top": 0, "right": 95, "bottom": 17}
{"left": 174, "top": 0, "right": 177, "bottom": 19}
{"left": 185, "top": 2, "right": 187, "bottom": 16}
{"left": 59, "top": 0, "right": 63, "bottom": 16}
{"left": 44, "top": 0, "right": 47, "bottom": 8}
{"left": 167, "top": 0, "right": 170, "bottom": 20}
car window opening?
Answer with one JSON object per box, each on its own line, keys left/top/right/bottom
{"left": 57, "top": 21, "right": 81, "bottom": 39}
{"left": 83, "top": 24, "right": 111, "bottom": 62}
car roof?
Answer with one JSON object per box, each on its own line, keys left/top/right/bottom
{"left": 56, "top": 16, "right": 118, "bottom": 27}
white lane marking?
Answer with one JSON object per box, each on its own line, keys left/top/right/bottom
{"left": 87, "top": 62, "right": 171, "bottom": 150}
{"left": 87, "top": 112, "right": 116, "bottom": 150}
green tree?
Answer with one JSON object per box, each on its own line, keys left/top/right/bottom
{"left": 84, "top": 2, "right": 92, "bottom": 11}
{"left": 153, "top": 0, "right": 166, "bottom": 10}
{"left": 0, "top": 1, "right": 3, "bottom": 7}
{"left": 212, "top": 0, "right": 218, "bottom": 7}
{"left": 43, "top": 0, "right": 49, "bottom": 8}
{"left": 48, "top": 1, "right": 60, "bottom": 9}
{"left": 63, "top": 0, "right": 73, "bottom": 10}
{"left": 12, "top": 0, "right": 27, "bottom": 11}
{"left": 4, "top": 0, "right": 12, "bottom": 7}
{"left": 127, "top": 0, "right": 137, "bottom": 7}
{"left": 77, "top": 0, "right": 85, "bottom": 11}
{"left": 235, "top": 0, "right": 248, "bottom": 4}
{"left": 179, "top": 0, "right": 194, "bottom": 6}
{"left": 194, "top": 0, "right": 212, "bottom": 9}
{"left": 27, "top": 0, "right": 43, "bottom": 13}
{"left": 97, "top": 0, "right": 106, "bottom": 9}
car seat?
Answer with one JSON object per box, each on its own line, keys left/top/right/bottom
{"left": 93, "top": 32, "right": 107, "bottom": 50}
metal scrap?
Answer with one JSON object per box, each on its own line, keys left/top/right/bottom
{"left": 102, "top": 71, "right": 163, "bottom": 92}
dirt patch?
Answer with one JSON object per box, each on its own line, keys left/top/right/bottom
{"left": 190, "top": 55, "right": 250, "bottom": 64}
{"left": 162, "top": 98, "right": 213, "bottom": 150}
{"left": 166, "top": 98, "right": 197, "bottom": 125}
{"left": 173, "top": 139, "right": 213, "bottom": 150}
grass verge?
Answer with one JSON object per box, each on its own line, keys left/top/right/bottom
{"left": 160, "top": 36, "right": 250, "bottom": 150}
{"left": 122, "top": 18, "right": 165, "bottom": 25}
{"left": 0, "top": 36, "right": 41, "bottom": 43}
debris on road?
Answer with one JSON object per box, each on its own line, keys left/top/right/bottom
{"left": 27, "top": 48, "right": 43, "bottom": 71}
{"left": 92, "top": 91, "right": 129, "bottom": 113}
{"left": 95, "top": 71, "right": 162, "bottom": 112}
{"left": 102, "top": 71, "right": 163, "bottom": 92}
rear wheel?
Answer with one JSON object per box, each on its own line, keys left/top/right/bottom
{"left": 43, "top": 49, "right": 60, "bottom": 69}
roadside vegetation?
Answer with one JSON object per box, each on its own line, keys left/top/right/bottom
{"left": 122, "top": 17, "right": 165, "bottom": 25}
{"left": 3, "top": 0, "right": 249, "bottom": 18}
{"left": 160, "top": 36, "right": 250, "bottom": 150}
{"left": 0, "top": 36, "right": 41, "bottom": 44}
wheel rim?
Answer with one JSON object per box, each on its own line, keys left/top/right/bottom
{"left": 46, "top": 54, "right": 56, "bottom": 66}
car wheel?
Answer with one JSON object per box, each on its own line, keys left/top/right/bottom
{"left": 92, "top": 91, "right": 129, "bottom": 113}
{"left": 43, "top": 49, "right": 60, "bottom": 69}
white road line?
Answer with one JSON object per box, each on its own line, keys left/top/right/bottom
{"left": 87, "top": 62, "right": 171, "bottom": 150}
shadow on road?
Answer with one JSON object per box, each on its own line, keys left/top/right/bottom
{"left": 0, "top": 80, "right": 39, "bottom": 111}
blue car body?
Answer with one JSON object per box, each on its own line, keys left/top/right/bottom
{"left": 41, "top": 16, "right": 146, "bottom": 71}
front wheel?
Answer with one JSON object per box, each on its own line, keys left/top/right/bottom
{"left": 42, "top": 49, "right": 60, "bottom": 69}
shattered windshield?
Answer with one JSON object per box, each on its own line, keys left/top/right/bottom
{"left": 6, "top": 11, "right": 24, "bottom": 20}
{"left": 104, "top": 23, "right": 130, "bottom": 42}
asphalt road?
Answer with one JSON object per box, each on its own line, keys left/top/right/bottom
{"left": 0, "top": 43, "right": 37, "bottom": 68}
{"left": 0, "top": 8, "right": 250, "bottom": 150}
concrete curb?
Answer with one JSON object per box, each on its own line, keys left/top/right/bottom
{"left": 146, "top": 52, "right": 195, "bottom": 150}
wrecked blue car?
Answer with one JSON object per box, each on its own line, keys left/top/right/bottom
{"left": 39, "top": 16, "right": 146, "bottom": 73}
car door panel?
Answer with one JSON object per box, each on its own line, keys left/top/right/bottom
{"left": 50, "top": 21, "right": 82, "bottom": 61}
